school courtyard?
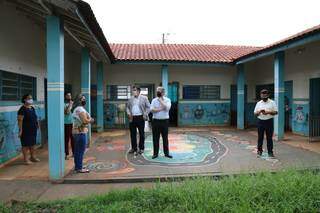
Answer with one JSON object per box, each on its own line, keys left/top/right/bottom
{"left": 1, "top": 0, "right": 320, "bottom": 186}
{"left": 1, "top": 127, "right": 320, "bottom": 202}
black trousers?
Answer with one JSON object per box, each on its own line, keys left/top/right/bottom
{"left": 152, "top": 119, "right": 169, "bottom": 156}
{"left": 129, "top": 115, "right": 145, "bottom": 151}
{"left": 257, "top": 118, "right": 274, "bottom": 154}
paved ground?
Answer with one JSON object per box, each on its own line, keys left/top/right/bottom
{"left": 64, "top": 127, "right": 320, "bottom": 182}
{"left": 1, "top": 127, "right": 320, "bottom": 203}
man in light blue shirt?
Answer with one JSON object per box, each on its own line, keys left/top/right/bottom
{"left": 150, "top": 87, "right": 172, "bottom": 159}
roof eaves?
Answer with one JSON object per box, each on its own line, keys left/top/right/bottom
{"left": 74, "top": 0, "right": 116, "bottom": 63}
{"left": 114, "top": 59, "right": 234, "bottom": 67}
{"left": 235, "top": 26, "right": 320, "bottom": 64}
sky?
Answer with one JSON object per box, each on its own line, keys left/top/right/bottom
{"left": 86, "top": 0, "right": 320, "bottom": 47}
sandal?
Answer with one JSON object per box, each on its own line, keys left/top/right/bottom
{"left": 24, "top": 160, "right": 32, "bottom": 165}
{"left": 30, "top": 157, "right": 41, "bottom": 162}
{"left": 76, "top": 169, "right": 90, "bottom": 173}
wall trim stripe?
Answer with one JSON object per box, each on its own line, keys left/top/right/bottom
{"left": 47, "top": 88, "right": 64, "bottom": 91}
{"left": 179, "top": 100, "right": 230, "bottom": 104}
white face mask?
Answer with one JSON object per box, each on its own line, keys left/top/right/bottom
{"left": 133, "top": 91, "right": 138, "bottom": 97}
{"left": 26, "top": 99, "right": 33, "bottom": 104}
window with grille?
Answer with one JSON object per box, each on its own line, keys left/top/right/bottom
{"left": 106, "top": 85, "right": 131, "bottom": 100}
{"left": 183, "top": 85, "right": 220, "bottom": 100}
{"left": 0, "top": 70, "right": 37, "bottom": 101}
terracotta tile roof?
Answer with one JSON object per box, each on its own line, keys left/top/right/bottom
{"left": 110, "top": 43, "right": 262, "bottom": 63}
{"left": 236, "top": 24, "right": 320, "bottom": 61}
{"left": 109, "top": 24, "right": 320, "bottom": 64}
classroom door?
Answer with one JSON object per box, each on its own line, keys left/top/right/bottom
{"left": 310, "top": 78, "right": 320, "bottom": 139}
{"left": 284, "top": 81, "right": 293, "bottom": 131}
{"left": 230, "top": 85, "right": 247, "bottom": 127}
{"left": 168, "top": 82, "right": 179, "bottom": 126}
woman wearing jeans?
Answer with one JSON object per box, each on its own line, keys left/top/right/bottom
{"left": 72, "top": 94, "right": 94, "bottom": 173}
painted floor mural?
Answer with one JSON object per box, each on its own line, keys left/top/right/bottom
{"left": 127, "top": 133, "right": 227, "bottom": 166}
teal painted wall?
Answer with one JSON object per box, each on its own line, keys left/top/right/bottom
{"left": 91, "top": 84, "right": 97, "bottom": 119}
{"left": 178, "top": 101, "right": 230, "bottom": 126}
{"left": 0, "top": 104, "right": 45, "bottom": 164}
{"left": 245, "top": 102, "right": 257, "bottom": 126}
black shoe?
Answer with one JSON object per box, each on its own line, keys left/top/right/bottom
{"left": 152, "top": 155, "right": 158, "bottom": 159}
{"left": 138, "top": 150, "right": 144, "bottom": 155}
{"left": 128, "top": 149, "right": 137, "bottom": 154}
{"left": 257, "top": 151, "right": 262, "bottom": 157}
{"left": 268, "top": 153, "right": 275, "bottom": 158}
{"left": 165, "top": 154, "right": 173, "bottom": 158}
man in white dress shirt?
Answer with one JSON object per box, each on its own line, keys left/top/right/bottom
{"left": 150, "top": 87, "right": 172, "bottom": 159}
{"left": 126, "top": 86, "right": 150, "bottom": 155}
{"left": 254, "top": 89, "right": 278, "bottom": 158}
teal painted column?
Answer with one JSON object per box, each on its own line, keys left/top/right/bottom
{"left": 161, "top": 65, "right": 168, "bottom": 94}
{"left": 81, "top": 48, "right": 91, "bottom": 143}
{"left": 96, "top": 62, "right": 104, "bottom": 132}
{"left": 46, "top": 15, "right": 65, "bottom": 181}
{"left": 274, "top": 51, "right": 285, "bottom": 140}
{"left": 237, "top": 64, "right": 245, "bottom": 129}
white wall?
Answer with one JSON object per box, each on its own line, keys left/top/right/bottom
{"left": 169, "top": 65, "right": 236, "bottom": 99}
{"left": 0, "top": 1, "right": 84, "bottom": 102}
{"left": 245, "top": 40, "right": 320, "bottom": 101}
{"left": 104, "top": 64, "right": 236, "bottom": 100}
{"left": 0, "top": 1, "right": 46, "bottom": 101}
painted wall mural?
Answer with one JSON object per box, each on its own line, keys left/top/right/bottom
{"left": 104, "top": 102, "right": 129, "bottom": 129}
{"left": 178, "top": 102, "right": 230, "bottom": 126}
{"left": 0, "top": 105, "right": 45, "bottom": 164}
{"left": 292, "top": 102, "right": 309, "bottom": 136}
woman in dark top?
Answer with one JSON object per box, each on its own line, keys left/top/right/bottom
{"left": 17, "top": 94, "right": 40, "bottom": 165}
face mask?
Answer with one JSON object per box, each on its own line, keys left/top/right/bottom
{"left": 26, "top": 99, "right": 33, "bottom": 104}
{"left": 157, "top": 91, "right": 162, "bottom": 97}
{"left": 262, "top": 98, "right": 268, "bottom": 102}
{"left": 81, "top": 100, "right": 86, "bottom": 106}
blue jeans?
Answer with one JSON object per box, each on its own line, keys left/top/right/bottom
{"left": 73, "top": 133, "right": 87, "bottom": 171}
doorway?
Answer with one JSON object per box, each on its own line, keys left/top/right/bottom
{"left": 230, "top": 85, "right": 247, "bottom": 127}
{"left": 309, "top": 78, "right": 320, "bottom": 140}
{"left": 168, "top": 82, "right": 179, "bottom": 126}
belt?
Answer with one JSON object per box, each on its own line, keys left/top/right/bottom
{"left": 133, "top": 115, "right": 143, "bottom": 117}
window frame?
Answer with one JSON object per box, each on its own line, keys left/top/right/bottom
{"left": 106, "top": 85, "right": 131, "bottom": 101}
{"left": 0, "top": 70, "right": 37, "bottom": 101}
{"left": 182, "top": 84, "right": 221, "bottom": 100}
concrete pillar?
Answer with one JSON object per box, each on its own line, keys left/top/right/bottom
{"left": 81, "top": 48, "right": 91, "bottom": 143}
{"left": 96, "top": 61, "right": 104, "bottom": 132}
{"left": 274, "top": 51, "right": 285, "bottom": 140}
{"left": 46, "top": 15, "right": 65, "bottom": 181}
{"left": 161, "top": 65, "right": 168, "bottom": 94}
{"left": 237, "top": 64, "right": 245, "bottom": 130}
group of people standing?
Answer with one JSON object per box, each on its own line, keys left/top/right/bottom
{"left": 126, "top": 86, "right": 172, "bottom": 159}
{"left": 17, "top": 86, "right": 278, "bottom": 173}
{"left": 18, "top": 93, "right": 94, "bottom": 173}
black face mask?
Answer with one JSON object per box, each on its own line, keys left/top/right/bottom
{"left": 157, "top": 91, "right": 162, "bottom": 97}
{"left": 81, "top": 100, "right": 86, "bottom": 106}
{"left": 262, "top": 98, "right": 268, "bottom": 102}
